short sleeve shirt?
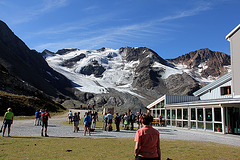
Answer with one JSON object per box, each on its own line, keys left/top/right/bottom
{"left": 4, "top": 112, "right": 14, "bottom": 120}
{"left": 134, "top": 125, "right": 160, "bottom": 158}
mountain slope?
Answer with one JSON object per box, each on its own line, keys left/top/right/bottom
{"left": 167, "top": 48, "right": 231, "bottom": 82}
{"left": 0, "top": 20, "right": 75, "bottom": 100}
{"left": 0, "top": 63, "right": 65, "bottom": 116}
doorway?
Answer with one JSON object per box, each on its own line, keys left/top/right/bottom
{"left": 227, "top": 107, "right": 240, "bottom": 134}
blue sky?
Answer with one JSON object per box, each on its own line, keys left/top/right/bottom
{"left": 0, "top": 0, "right": 240, "bottom": 59}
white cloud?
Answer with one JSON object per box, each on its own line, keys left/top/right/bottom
{"left": 33, "top": 2, "right": 212, "bottom": 51}
{"left": 13, "top": 0, "right": 68, "bottom": 24}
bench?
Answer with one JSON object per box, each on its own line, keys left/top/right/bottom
{"left": 152, "top": 119, "right": 160, "bottom": 126}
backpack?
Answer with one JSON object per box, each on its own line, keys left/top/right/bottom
{"left": 42, "top": 112, "right": 48, "bottom": 122}
{"left": 72, "top": 115, "right": 77, "bottom": 122}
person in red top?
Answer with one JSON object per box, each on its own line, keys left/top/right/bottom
{"left": 134, "top": 113, "right": 161, "bottom": 160}
{"left": 41, "top": 109, "right": 51, "bottom": 137}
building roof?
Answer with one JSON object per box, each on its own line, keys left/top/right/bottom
{"left": 226, "top": 24, "right": 240, "bottom": 40}
{"left": 166, "top": 97, "right": 240, "bottom": 108}
{"left": 147, "top": 94, "right": 199, "bottom": 109}
{"left": 193, "top": 72, "right": 232, "bottom": 97}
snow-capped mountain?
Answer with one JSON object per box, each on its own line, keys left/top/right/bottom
{"left": 42, "top": 47, "right": 231, "bottom": 109}
{"left": 44, "top": 47, "right": 183, "bottom": 96}
{"left": 167, "top": 48, "right": 231, "bottom": 83}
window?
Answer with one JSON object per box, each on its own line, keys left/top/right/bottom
{"left": 191, "top": 108, "right": 196, "bottom": 120}
{"left": 220, "top": 86, "right": 231, "bottom": 95}
{"left": 160, "top": 100, "right": 165, "bottom": 108}
{"left": 161, "top": 110, "right": 165, "bottom": 118}
{"left": 177, "top": 109, "right": 182, "bottom": 119}
{"left": 197, "top": 108, "right": 203, "bottom": 121}
{"left": 183, "top": 109, "right": 188, "bottom": 120}
{"left": 214, "top": 108, "right": 222, "bottom": 121}
{"left": 205, "top": 108, "right": 212, "bottom": 121}
{"left": 172, "top": 109, "right": 176, "bottom": 119}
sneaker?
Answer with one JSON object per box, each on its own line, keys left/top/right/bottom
{"left": 2, "top": 135, "right": 4, "bottom": 137}
{"left": 41, "top": 133, "right": 44, "bottom": 137}
{"left": 8, "top": 135, "right": 11, "bottom": 137}
{"left": 45, "top": 134, "right": 49, "bottom": 137}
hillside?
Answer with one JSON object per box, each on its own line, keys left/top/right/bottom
{"left": 0, "top": 63, "right": 65, "bottom": 116}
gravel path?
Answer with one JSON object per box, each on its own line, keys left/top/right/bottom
{"left": 2, "top": 110, "right": 240, "bottom": 147}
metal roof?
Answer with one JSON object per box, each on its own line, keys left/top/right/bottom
{"left": 193, "top": 72, "right": 232, "bottom": 97}
{"left": 166, "top": 97, "right": 240, "bottom": 107}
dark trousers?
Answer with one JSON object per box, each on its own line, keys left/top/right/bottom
{"left": 130, "top": 121, "right": 134, "bottom": 130}
{"left": 116, "top": 122, "right": 120, "bottom": 131}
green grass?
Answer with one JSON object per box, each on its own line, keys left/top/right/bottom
{"left": 0, "top": 137, "right": 239, "bottom": 160}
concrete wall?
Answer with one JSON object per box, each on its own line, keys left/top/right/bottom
{"left": 229, "top": 27, "right": 240, "bottom": 97}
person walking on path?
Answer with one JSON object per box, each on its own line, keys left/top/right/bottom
{"left": 83, "top": 112, "right": 91, "bottom": 136}
{"left": 134, "top": 113, "right": 161, "bottom": 160}
{"left": 2, "top": 108, "right": 14, "bottom": 137}
{"left": 114, "top": 113, "right": 121, "bottom": 132}
{"left": 41, "top": 109, "right": 51, "bottom": 137}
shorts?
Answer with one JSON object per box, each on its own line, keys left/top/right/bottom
{"left": 42, "top": 121, "right": 48, "bottom": 128}
{"left": 73, "top": 121, "right": 79, "bottom": 126}
{"left": 3, "top": 119, "right": 12, "bottom": 128}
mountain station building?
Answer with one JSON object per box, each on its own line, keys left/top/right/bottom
{"left": 147, "top": 25, "right": 240, "bottom": 134}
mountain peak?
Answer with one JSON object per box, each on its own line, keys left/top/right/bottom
{"left": 167, "top": 48, "right": 231, "bottom": 80}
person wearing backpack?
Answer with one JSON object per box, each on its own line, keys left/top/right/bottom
{"left": 73, "top": 112, "right": 79, "bottom": 132}
{"left": 41, "top": 109, "right": 51, "bottom": 137}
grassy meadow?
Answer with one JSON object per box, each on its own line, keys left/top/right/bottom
{"left": 0, "top": 137, "right": 240, "bottom": 160}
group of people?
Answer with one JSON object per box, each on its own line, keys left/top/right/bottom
{"left": 34, "top": 109, "right": 51, "bottom": 137}
{"left": 34, "top": 109, "right": 42, "bottom": 126}
{"left": 68, "top": 110, "right": 98, "bottom": 136}
{"left": 2, "top": 108, "right": 161, "bottom": 159}
{"left": 2, "top": 108, "right": 51, "bottom": 137}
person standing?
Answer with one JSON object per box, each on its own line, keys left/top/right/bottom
{"left": 106, "top": 111, "right": 113, "bottom": 131}
{"left": 123, "top": 112, "right": 129, "bottom": 130}
{"left": 83, "top": 112, "right": 91, "bottom": 136}
{"left": 114, "top": 113, "right": 121, "bottom": 132}
{"left": 34, "top": 110, "right": 41, "bottom": 126}
{"left": 41, "top": 109, "right": 51, "bottom": 137}
{"left": 134, "top": 113, "right": 161, "bottom": 160}
{"left": 129, "top": 112, "right": 135, "bottom": 130}
{"left": 73, "top": 112, "right": 79, "bottom": 132}
{"left": 2, "top": 108, "right": 14, "bottom": 137}
{"left": 68, "top": 110, "right": 73, "bottom": 124}
{"left": 91, "top": 112, "right": 97, "bottom": 130}
{"left": 39, "top": 109, "right": 42, "bottom": 126}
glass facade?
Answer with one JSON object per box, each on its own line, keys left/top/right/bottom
{"left": 150, "top": 105, "right": 223, "bottom": 133}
